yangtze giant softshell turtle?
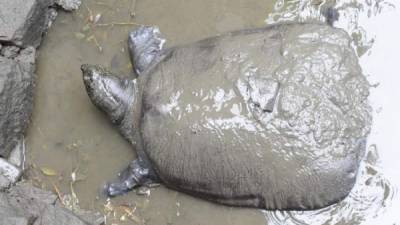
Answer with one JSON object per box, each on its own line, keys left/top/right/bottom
{"left": 81, "top": 23, "right": 372, "bottom": 210}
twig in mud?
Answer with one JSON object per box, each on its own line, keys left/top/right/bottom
{"left": 92, "top": 36, "right": 103, "bottom": 52}
{"left": 37, "top": 126, "right": 45, "bottom": 138}
{"left": 87, "top": 35, "right": 103, "bottom": 52}
{"left": 94, "top": 1, "right": 113, "bottom": 8}
{"left": 111, "top": 39, "right": 126, "bottom": 46}
{"left": 96, "top": 22, "right": 144, "bottom": 27}
{"left": 83, "top": 2, "right": 94, "bottom": 22}
{"left": 130, "top": 0, "right": 137, "bottom": 17}
{"left": 52, "top": 183, "right": 65, "bottom": 206}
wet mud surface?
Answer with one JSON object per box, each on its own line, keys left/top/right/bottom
{"left": 26, "top": 0, "right": 399, "bottom": 224}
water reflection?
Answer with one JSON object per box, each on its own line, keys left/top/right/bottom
{"left": 264, "top": 0, "right": 399, "bottom": 224}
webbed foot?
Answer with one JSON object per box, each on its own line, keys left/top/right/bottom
{"left": 105, "top": 159, "right": 158, "bottom": 197}
{"left": 128, "top": 26, "right": 166, "bottom": 75}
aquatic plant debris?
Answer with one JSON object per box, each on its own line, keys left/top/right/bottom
{"left": 103, "top": 199, "right": 144, "bottom": 225}
{"left": 75, "top": 32, "right": 86, "bottom": 39}
{"left": 87, "top": 35, "right": 103, "bottom": 52}
{"left": 80, "top": 1, "right": 144, "bottom": 52}
{"left": 96, "top": 22, "right": 144, "bottom": 27}
{"left": 52, "top": 182, "right": 65, "bottom": 205}
{"left": 130, "top": 0, "right": 137, "bottom": 17}
{"left": 40, "top": 167, "right": 58, "bottom": 176}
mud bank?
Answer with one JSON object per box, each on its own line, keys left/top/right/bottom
{"left": 0, "top": 0, "right": 103, "bottom": 224}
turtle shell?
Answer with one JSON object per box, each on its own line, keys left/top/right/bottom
{"left": 139, "top": 23, "right": 371, "bottom": 210}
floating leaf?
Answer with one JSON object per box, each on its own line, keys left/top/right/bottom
{"left": 81, "top": 24, "right": 90, "bottom": 32}
{"left": 86, "top": 35, "right": 95, "bottom": 42}
{"left": 40, "top": 167, "right": 57, "bottom": 176}
{"left": 74, "top": 32, "right": 86, "bottom": 39}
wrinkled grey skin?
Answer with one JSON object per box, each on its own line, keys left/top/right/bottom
{"left": 82, "top": 23, "right": 371, "bottom": 210}
{"left": 0, "top": 47, "right": 36, "bottom": 158}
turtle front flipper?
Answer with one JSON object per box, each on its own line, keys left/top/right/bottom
{"left": 106, "top": 159, "right": 159, "bottom": 197}
{"left": 128, "top": 26, "right": 166, "bottom": 75}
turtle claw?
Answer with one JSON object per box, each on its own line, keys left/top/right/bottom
{"left": 105, "top": 181, "right": 137, "bottom": 197}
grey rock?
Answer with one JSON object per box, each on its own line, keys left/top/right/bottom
{"left": 33, "top": 205, "right": 90, "bottom": 225}
{"left": 0, "top": 217, "right": 30, "bottom": 225}
{"left": 0, "top": 46, "right": 20, "bottom": 59}
{"left": 0, "top": 0, "right": 56, "bottom": 47}
{"left": 48, "top": 8, "right": 59, "bottom": 26}
{"left": 3, "top": 183, "right": 103, "bottom": 225}
{"left": 56, "top": 0, "right": 82, "bottom": 11}
{"left": 0, "top": 173, "right": 11, "bottom": 190}
{"left": 8, "top": 138, "right": 25, "bottom": 168}
{"left": 0, "top": 192, "right": 36, "bottom": 224}
{"left": 8, "top": 183, "right": 58, "bottom": 209}
{"left": 0, "top": 158, "right": 22, "bottom": 184}
{"left": 0, "top": 49, "right": 36, "bottom": 158}
{"left": 54, "top": 200, "right": 105, "bottom": 225}
{"left": 15, "top": 47, "right": 36, "bottom": 65}
{"left": 69, "top": 209, "right": 105, "bottom": 225}
{"left": 82, "top": 23, "right": 372, "bottom": 210}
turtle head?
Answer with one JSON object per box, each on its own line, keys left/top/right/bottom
{"left": 81, "top": 64, "right": 135, "bottom": 125}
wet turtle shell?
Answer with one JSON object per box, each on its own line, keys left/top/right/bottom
{"left": 139, "top": 24, "right": 371, "bottom": 209}
{"left": 82, "top": 23, "right": 371, "bottom": 210}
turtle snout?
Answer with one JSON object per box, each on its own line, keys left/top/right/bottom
{"left": 81, "top": 64, "right": 102, "bottom": 83}
{"left": 81, "top": 65, "right": 101, "bottom": 90}
{"left": 82, "top": 72, "right": 92, "bottom": 84}
{"left": 81, "top": 64, "right": 89, "bottom": 72}
{"left": 82, "top": 64, "right": 93, "bottom": 85}
{"left": 82, "top": 71, "right": 96, "bottom": 85}
{"left": 81, "top": 64, "right": 105, "bottom": 108}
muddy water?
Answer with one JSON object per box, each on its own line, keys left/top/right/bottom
{"left": 26, "top": 0, "right": 399, "bottom": 224}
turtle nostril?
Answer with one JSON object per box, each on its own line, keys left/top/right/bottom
{"left": 83, "top": 74, "right": 91, "bottom": 82}
{"left": 81, "top": 64, "right": 89, "bottom": 72}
